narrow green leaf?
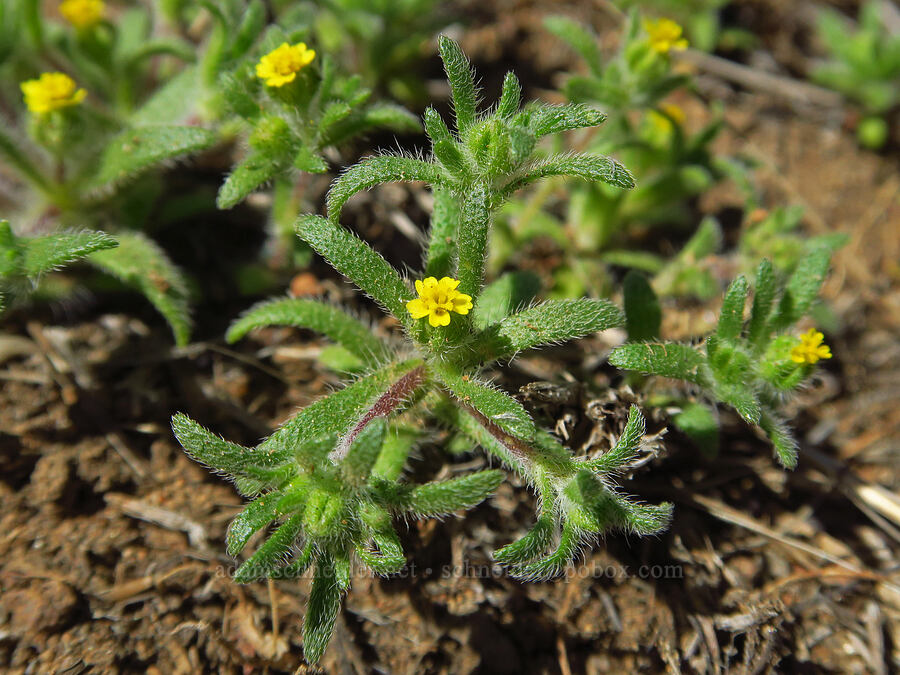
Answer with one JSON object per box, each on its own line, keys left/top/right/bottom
{"left": 425, "top": 187, "right": 459, "bottom": 278}
{"left": 356, "top": 525, "right": 405, "bottom": 575}
{"left": 438, "top": 36, "right": 479, "bottom": 134}
{"left": 434, "top": 362, "right": 536, "bottom": 441}
{"left": 303, "top": 554, "right": 343, "bottom": 663}
{"left": 586, "top": 405, "right": 645, "bottom": 473}
{"left": 748, "top": 259, "right": 776, "bottom": 348}
{"left": 530, "top": 103, "right": 607, "bottom": 137}
{"left": 260, "top": 359, "right": 424, "bottom": 459}
{"left": 217, "top": 154, "right": 279, "bottom": 209}
{"left": 226, "top": 493, "right": 283, "bottom": 556}
{"left": 495, "top": 72, "right": 522, "bottom": 119}
{"left": 432, "top": 139, "right": 470, "bottom": 180}
{"left": 717, "top": 276, "right": 748, "bottom": 341}
{"left": 623, "top": 271, "right": 660, "bottom": 341}
{"left": 226, "top": 297, "right": 388, "bottom": 365}
{"left": 456, "top": 185, "right": 490, "bottom": 298}
{"left": 717, "top": 384, "right": 761, "bottom": 425}
{"left": 423, "top": 107, "right": 452, "bottom": 144}
{"left": 608, "top": 342, "right": 708, "bottom": 385}
{"left": 89, "top": 232, "right": 191, "bottom": 346}
{"left": 89, "top": 126, "right": 216, "bottom": 191}
{"left": 22, "top": 230, "right": 117, "bottom": 279}
{"left": 493, "top": 514, "right": 555, "bottom": 564}
{"left": 171, "top": 413, "right": 292, "bottom": 477}
{"left": 759, "top": 408, "right": 798, "bottom": 469}
{"left": 401, "top": 470, "right": 503, "bottom": 517}
{"left": 371, "top": 427, "right": 418, "bottom": 481}
{"left": 509, "top": 520, "right": 580, "bottom": 581}
{"left": 500, "top": 152, "right": 634, "bottom": 199}
{"left": 233, "top": 514, "right": 304, "bottom": 583}
{"left": 341, "top": 418, "right": 387, "bottom": 484}
{"left": 770, "top": 247, "right": 831, "bottom": 331}
{"left": 295, "top": 215, "right": 411, "bottom": 322}
{"left": 326, "top": 155, "right": 443, "bottom": 223}
{"left": 477, "top": 298, "right": 624, "bottom": 362}
{"left": 472, "top": 270, "right": 542, "bottom": 330}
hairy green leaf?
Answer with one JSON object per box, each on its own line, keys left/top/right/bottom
{"left": 233, "top": 514, "right": 304, "bottom": 583}
{"left": 770, "top": 247, "right": 831, "bottom": 331}
{"left": 226, "top": 297, "right": 388, "bottom": 365}
{"left": 495, "top": 72, "right": 522, "bottom": 119}
{"left": 759, "top": 408, "right": 798, "bottom": 469}
{"left": 326, "top": 155, "right": 443, "bottom": 222}
{"left": 500, "top": 152, "right": 634, "bottom": 199}
{"left": 89, "top": 232, "right": 191, "bottom": 345}
{"left": 530, "top": 103, "right": 607, "bottom": 137}
{"left": 609, "top": 342, "right": 708, "bottom": 385}
{"left": 22, "top": 230, "right": 117, "bottom": 279}
{"left": 434, "top": 362, "right": 536, "bottom": 441}
{"left": 425, "top": 187, "right": 459, "bottom": 278}
{"left": 217, "top": 154, "right": 278, "bottom": 209}
{"left": 401, "top": 470, "right": 503, "bottom": 517}
{"left": 586, "top": 406, "right": 645, "bottom": 473}
{"left": 303, "top": 554, "right": 343, "bottom": 663}
{"left": 438, "top": 36, "right": 479, "bottom": 134}
{"left": 456, "top": 185, "right": 490, "bottom": 298}
{"left": 260, "top": 359, "right": 424, "bottom": 460}
{"left": 226, "top": 493, "right": 283, "bottom": 556}
{"left": 748, "top": 259, "right": 776, "bottom": 348}
{"left": 717, "top": 275, "right": 748, "bottom": 341}
{"left": 493, "top": 514, "right": 555, "bottom": 564}
{"left": 171, "top": 413, "right": 292, "bottom": 479}
{"left": 295, "top": 215, "right": 411, "bottom": 322}
{"left": 90, "top": 126, "right": 216, "bottom": 191}
{"left": 477, "top": 298, "right": 624, "bottom": 362}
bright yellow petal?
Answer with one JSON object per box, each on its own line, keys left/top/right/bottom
{"left": 429, "top": 309, "right": 450, "bottom": 327}
{"left": 415, "top": 279, "right": 425, "bottom": 295}
{"left": 790, "top": 346, "right": 806, "bottom": 364}
{"left": 406, "top": 299, "right": 429, "bottom": 319}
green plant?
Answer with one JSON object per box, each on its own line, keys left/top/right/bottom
{"left": 173, "top": 37, "right": 671, "bottom": 663}
{"left": 813, "top": 0, "right": 900, "bottom": 149}
{"left": 0, "top": 219, "right": 116, "bottom": 315}
{"left": 280, "top": 0, "right": 451, "bottom": 103}
{"left": 610, "top": 251, "right": 835, "bottom": 466}
{"left": 486, "top": 13, "right": 736, "bottom": 298}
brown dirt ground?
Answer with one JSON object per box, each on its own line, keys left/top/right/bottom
{"left": 2, "top": 1, "right": 899, "bottom": 673}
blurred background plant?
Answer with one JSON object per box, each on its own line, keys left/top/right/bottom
{"left": 811, "top": 0, "right": 900, "bottom": 149}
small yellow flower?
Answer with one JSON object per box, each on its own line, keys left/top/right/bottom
{"left": 790, "top": 328, "right": 832, "bottom": 365}
{"left": 648, "top": 103, "right": 686, "bottom": 132}
{"left": 407, "top": 277, "right": 473, "bottom": 327}
{"left": 59, "top": 0, "right": 105, "bottom": 29}
{"left": 644, "top": 18, "right": 689, "bottom": 55}
{"left": 20, "top": 73, "right": 87, "bottom": 114}
{"left": 255, "top": 42, "right": 316, "bottom": 88}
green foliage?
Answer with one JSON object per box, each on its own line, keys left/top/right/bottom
{"left": 89, "top": 233, "right": 192, "bottom": 346}
{"left": 174, "top": 39, "right": 669, "bottom": 662}
{"left": 0, "top": 220, "right": 117, "bottom": 314}
{"left": 813, "top": 1, "right": 900, "bottom": 148}
{"left": 612, "top": 255, "right": 836, "bottom": 466}
{"left": 489, "top": 11, "right": 735, "bottom": 298}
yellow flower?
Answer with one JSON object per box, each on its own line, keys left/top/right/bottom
{"left": 644, "top": 18, "right": 689, "bottom": 55}
{"left": 20, "top": 73, "right": 87, "bottom": 114}
{"left": 648, "top": 103, "right": 686, "bottom": 132}
{"left": 407, "top": 277, "right": 473, "bottom": 327}
{"left": 59, "top": 0, "right": 105, "bottom": 29}
{"left": 255, "top": 42, "right": 316, "bottom": 87}
{"left": 790, "top": 328, "right": 832, "bottom": 365}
